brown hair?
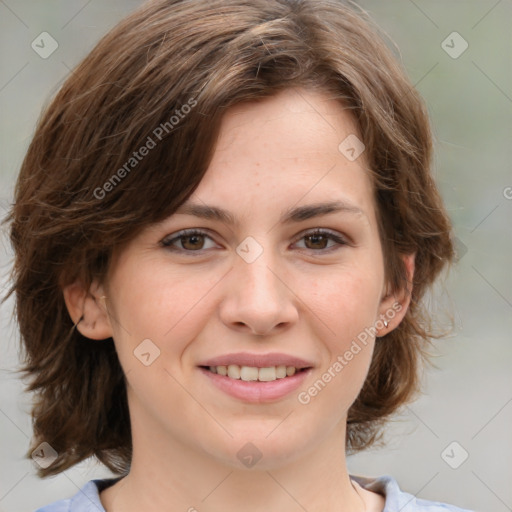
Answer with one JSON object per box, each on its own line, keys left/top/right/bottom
{"left": 2, "top": 0, "right": 454, "bottom": 477}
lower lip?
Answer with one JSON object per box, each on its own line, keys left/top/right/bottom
{"left": 199, "top": 367, "right": 312, "bottom": 403}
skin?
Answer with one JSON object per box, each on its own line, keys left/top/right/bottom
{"left": 64, "top": 87, "right": 414, "bottom": 512}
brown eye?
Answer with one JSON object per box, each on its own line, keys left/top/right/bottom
{"left": 180, "top": 233, "right": 205, "bottom": 250}
{"left": 294, "top": 229, "right": 348, "bottom": 252}
{"left": 161, "top": 229, "right": 217, "bottom": 253}
{"left": 304, "top": 233, "right": 330, "bottom": 250}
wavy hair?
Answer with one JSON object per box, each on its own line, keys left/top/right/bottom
{"left": 2, "top": 0, "right": 454, "bottom": 477}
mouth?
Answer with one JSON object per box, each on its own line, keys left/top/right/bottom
{"left": 199, "top": 364, "right": 311, "bottom": 382}
{"left": 197, "top": 353, "right": 314, "bottom": 403}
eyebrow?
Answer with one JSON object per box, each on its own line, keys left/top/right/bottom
{"left": 174, "top": 200, "right": 365, "bottom": 227}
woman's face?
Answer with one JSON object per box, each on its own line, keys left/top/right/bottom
{"left": 95, "top": 88, "right": 406, "bottom": 469}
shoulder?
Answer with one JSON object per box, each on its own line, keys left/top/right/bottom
{"left": 34, "top": 474, "right": 475, "bottom": 512}
{"left": 34, "top": 478, "right": 119, "bottom": 512}
{"left": 350, "top": 474, "right": 475, "bottom": 512}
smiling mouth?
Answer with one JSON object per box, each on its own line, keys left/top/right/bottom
{"left": 199, "top": 364, "right": 311, "bottom": 382}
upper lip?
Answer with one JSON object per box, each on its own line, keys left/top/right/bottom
{"left": 199, "top": 352, "right": 314, "bottom": 369}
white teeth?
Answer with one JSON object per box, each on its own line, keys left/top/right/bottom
{"left": 258, "top": 367, "right": 276, "bottom": 381}
{"left": 276, "top": 365, "right": 287, "bottom": 378}
{"left": 286, "top": 366, "right": 296, "bottom": 376}
{"left": 240, "top": 366, "right": 259, "bottom": 381}
{"left": 227, "top": 364, "right": 241, "bottom": 379}
{"left": 208, "top": 364, "right": 303, "bottom": 381}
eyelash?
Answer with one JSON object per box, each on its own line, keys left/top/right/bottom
{"left": 160, "top": 228, "right": 348, "bottom": 255}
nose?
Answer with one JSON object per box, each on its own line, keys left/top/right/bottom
{"left": 218, "top": 248, "right": 299, "bottom": 336}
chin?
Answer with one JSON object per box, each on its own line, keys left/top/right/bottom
{"left": 204, "top": 427, "right": 313, "bottom": 471}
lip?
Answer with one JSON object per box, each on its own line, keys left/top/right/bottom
{"left": 199, "top": 366, "right": 313, "bottom": 403}
{"left": 197, "top": 352, "right": 314, "bottom": 403}
{"left": 198, "top": 352, "right": 314, "bottom": 369}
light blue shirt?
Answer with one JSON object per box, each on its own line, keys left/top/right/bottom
{"left": 34, "top": 474, "right": 474, "bottom": 511}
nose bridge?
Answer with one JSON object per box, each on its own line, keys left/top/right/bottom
{"left": 235, "top": 239, "right": 282, "bottom": 303}
{"left": 220, "top": 236, "right": 297, "bottom": 335}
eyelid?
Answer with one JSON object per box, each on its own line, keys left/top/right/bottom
{"left": 293, "top": 227, "right": 349, "bottom": 243}
{"left": 160, "top": 228, "right": 220, "bottom": 252}
{"left": 292, "top": 228, "right": 350, "bottom": 251}
{"left": 160, "top": 227, "right": 350, "bottom": 254}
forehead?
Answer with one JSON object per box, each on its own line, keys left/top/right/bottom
{"left": 213, "top": 87, "right": 362, "bottom": 157}
{"left": 187, "top": 88, "right": 376, "bottom": 224}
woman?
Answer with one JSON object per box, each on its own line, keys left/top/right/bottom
{"left": 3, "top": 0, "right": 473, "bottom": 510}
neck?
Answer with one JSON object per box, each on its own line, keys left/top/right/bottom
{"left": 100, "top": 390, "right": 365, "bottom": 512}
{"left": 100, "top": 416, "right": 366, "bottom": 512}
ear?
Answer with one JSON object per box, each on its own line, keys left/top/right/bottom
{"left": 62, "top": 278, "right": 113, "bottom": 340}
{"left": 376, "top": 252, "right": 415, "bottom": 337}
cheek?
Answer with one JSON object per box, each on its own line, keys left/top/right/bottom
{"left": 303, "top": 262, "right": 384, "bottom": 343}
{"left": 106, "top": 258, "right": 219, "bottom": 362}
{"left": 296, "top": 271, "right": 382, "bottom": 416}
{"left": 299, "top": 262, "right": 383, "bottom": 404}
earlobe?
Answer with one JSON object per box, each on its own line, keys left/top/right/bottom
{"left": 62, "top": 279, "right": 113, "bottom": 340}
{"left": 377, "top": 252, "right": 416, "bottom": 337}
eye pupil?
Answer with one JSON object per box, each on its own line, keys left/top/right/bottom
{"left": 182, "top": 234, "right": 204, "bottom": 250}
{"left": 163, "top": 229, "right": 344, "bottom": 255}
{"left": 306, "top": 234, "right": 328, "bottom": 250}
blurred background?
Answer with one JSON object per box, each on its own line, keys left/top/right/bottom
{"left": 0, "top": 1, "right": 511, "bottom": 511}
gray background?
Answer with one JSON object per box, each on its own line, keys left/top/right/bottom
{"left": 0, "top": 1, "right": 511, "bottom": 511}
